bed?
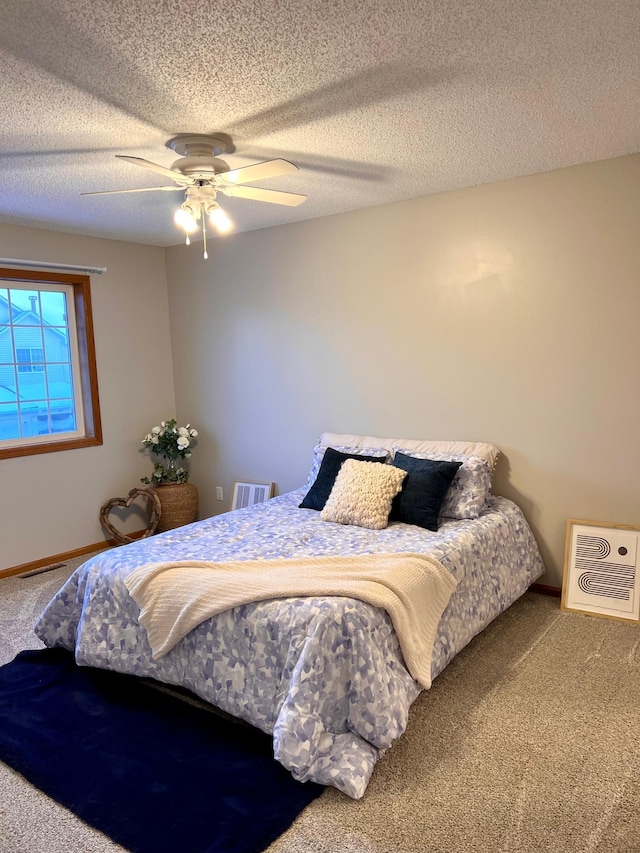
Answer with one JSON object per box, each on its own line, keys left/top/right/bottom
{"left": 35, "top": 433, "right": 545, "bottom": 799}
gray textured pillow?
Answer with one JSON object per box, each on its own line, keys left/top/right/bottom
{"left": 305, "top": 443, "right": 389, "bottom": 489}
{"left": 391, "top": 448, "right": 492, "bottom": 519}
{"left": 321, "top": 459, "right": 407, "bottom": 530}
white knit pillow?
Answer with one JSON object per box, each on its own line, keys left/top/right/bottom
{"left": 321, "top": 459, "right": 407, "bottom": 530}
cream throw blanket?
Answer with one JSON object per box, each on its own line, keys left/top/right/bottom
{"left": 124, "top": 552, "right": 458, "bottom": 689}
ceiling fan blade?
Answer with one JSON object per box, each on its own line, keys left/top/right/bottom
{"left": 221, "top": 185, "right": 307, "bottom": 206}
{"left": 81, "top": 185, "right": 185, "bottom": 196}
{"left": 115, "top": 155, "right": 192, "bottom": 184}
{"left": 220, "top": 158, "right": 298, "bottom": 186}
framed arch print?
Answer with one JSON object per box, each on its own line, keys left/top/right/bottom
{"left": 561, "top": 518, "right": 640, "bottom": 622}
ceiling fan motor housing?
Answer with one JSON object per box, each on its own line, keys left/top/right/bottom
{"left": 168, "top": 134, "right": 231, "bottom": 181}
{"left": 167, "top": 134, "right": 229, "bottom": 157}
{"left": 172, "top": 156, "right": 230, "bottom": 180}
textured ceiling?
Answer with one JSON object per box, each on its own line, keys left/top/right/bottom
{"left": 0, "top": 0, "right": 639, "bottom": 247}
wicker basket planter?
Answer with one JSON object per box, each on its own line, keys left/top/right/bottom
{"left": 153, "top": 482, "right": 199, "bottom": 532}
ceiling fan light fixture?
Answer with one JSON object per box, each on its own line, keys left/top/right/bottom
{"left": 208, "top": 204, "right": 233, "bottom": 234}
{"left": 174, "top": 206, "right": 198, "bottom": 233}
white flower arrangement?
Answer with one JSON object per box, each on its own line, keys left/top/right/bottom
{"left": 140, "top": 418, "right": 198, "bottom": 485}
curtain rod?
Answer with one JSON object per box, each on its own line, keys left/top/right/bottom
{"left": 0, "top": 258, "right": 107, "bottom": 275}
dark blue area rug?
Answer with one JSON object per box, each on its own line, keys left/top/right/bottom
{"left": 0, "top": 648, "right": 323, "bottom": 853}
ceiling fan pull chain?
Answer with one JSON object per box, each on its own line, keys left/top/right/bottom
{"left": 202, "top": 205, "right": 208, "bottom": 260}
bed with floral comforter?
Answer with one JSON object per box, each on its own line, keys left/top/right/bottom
{"left": 35, "top": 486, "right": 544, "bottom": 799}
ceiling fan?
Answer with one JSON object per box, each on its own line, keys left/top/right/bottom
{"left": 82, "top": 134, "right": 307, "bottom": 258}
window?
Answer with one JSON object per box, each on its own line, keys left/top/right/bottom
{"left": 0, "top": 268, "right": 102, "bottom": 459}
{"left": 16, "top": 348, "right": 45, "bottom": 373}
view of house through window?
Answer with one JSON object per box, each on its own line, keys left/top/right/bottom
{"left": 0, "top": 269, "right": 102, "bottom": 458}
{"left": 16, "top": 347, "right": 45, "bottom": 373}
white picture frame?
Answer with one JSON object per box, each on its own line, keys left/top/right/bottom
{"left": 561, "top": 518, "right": 640, "bottom": 623}
{"left": 230, "top": 480, "right": 275, "bottom": 511}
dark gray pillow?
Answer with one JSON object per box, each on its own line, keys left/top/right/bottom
{"left": 299, "top": 447, "right": 389, "bottom": 511}
{"left": 389, "top": 452, "right": 462, "bottom": 531}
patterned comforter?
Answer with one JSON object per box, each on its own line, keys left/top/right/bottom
{"left": 35, "top": 489, "right": 544, "bottom": 798}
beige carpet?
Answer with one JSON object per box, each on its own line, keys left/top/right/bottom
{"left": 1, "top": 557, "right": 640, "bottom": 853}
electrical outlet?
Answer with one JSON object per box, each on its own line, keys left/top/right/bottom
{"left": 216, "top": 486, "right": 223, "bottom": 501}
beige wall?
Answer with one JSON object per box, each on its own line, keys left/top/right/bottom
{"left": 3, "top": 156, "right": 637, "bottom": 582}
{"left": 166, "top": 154, "right": 640, "bottom": 586}
{"left": 0, "top": 223, "right": 175, "bottom": 570}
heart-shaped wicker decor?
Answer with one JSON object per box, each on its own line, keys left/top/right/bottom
{"left": 99, "top": 487, "right": 162, "bottom": 545}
